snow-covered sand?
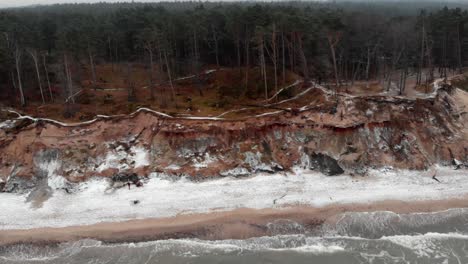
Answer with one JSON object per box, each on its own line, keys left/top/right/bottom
{"left": 0, "top": 166, "right": 467, "bottom": 230}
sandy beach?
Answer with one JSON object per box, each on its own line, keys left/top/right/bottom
{"left": 2, "top": 197, "right": 468, "bottom": 247}
{"left": 2, "top": 166, "right": 468, "bottom": 253}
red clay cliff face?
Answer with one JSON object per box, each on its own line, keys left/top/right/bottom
{"left": 0, "top": 84, "right": 466, "bottom": 189}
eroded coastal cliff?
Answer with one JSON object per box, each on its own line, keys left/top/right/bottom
{"left": 1, "top": 80, "right": 466, "bottom": 193}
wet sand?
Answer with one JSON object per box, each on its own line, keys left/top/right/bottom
{"left": 2, "top": 197, "right": 468, "bottom": 247}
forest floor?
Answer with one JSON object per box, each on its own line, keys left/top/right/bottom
{"left": 2, "top": 64, "right": 467, "bottom": 122}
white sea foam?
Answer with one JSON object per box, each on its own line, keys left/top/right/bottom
{"left": 2, "top": 232, "right": 468, "bottom": 263}
{"left": 382, "top": 232, "right": 468, "bottom": 258}
{"left": 280, "top": 244, "right": 345, "bottom": 253}
{"left": 90, "top": 234, "right": 345, "bottom": 255}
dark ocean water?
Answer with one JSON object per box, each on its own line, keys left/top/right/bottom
{"left": 2, "top": 208, "right": 468, "bottom": 264}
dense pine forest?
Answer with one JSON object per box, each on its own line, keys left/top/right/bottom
{"left": 0, "top": 1, "right": 467, "bottom": 117}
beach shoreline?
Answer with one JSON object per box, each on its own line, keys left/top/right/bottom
{"left": 2, "top": 197, "right": 468, "bottom": 247}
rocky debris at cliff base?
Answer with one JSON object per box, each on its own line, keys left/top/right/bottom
{"left": 111, "top": 172, "right": 144, "bottom": 189}
{"left": 452, "top": 159, "right": 467, "bottom": 170}
{"left": 2, "top": 175, "right": 36, "bottom": 193}
{"left": 308, "top": 153, "right": 344, "bottom": 176}
{"left": 220, "top": 167, "right": 250, "bottom": 178}
{"left": 112, "top": 173, "right": 139, "bottom": 183}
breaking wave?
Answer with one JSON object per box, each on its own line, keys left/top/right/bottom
{"left": 1, "top": 233, "right": 467, "bottom": 264}
{"left": 2, "top": 208, "right": 468, "bottom": 264}
{"left": 320, "top": 207, "right": 468, "bottom": 238}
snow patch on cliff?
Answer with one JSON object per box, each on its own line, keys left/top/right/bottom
{"left": 96, "top": 146, "right": 149, "bottom": 172}
{"left": 96, "top": 152, "right": 124, "bottom": 172}
{"left": 40, "top": 159, "right": 66, "bottom": 190}
{"left": 35, "top": 152, "right": 71, "bottom": 190}
{"left": 133, "top": 147, "right": 150, "bottom": 168}
{"left": 0, "top": 120, "right": 15, "bottom": 130}
{"left": 192, "top": 153, "right": 217, "bottom": 169}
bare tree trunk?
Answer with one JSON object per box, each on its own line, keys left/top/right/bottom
{"left": 397, "top": 65, "right": 408, "bottom": 95}
{"left": 236, "top": 32, "right": 241, "bottom": 75}
{"left": 281, "top": 31, "right": 286, "bottom": 84}
{"left": 192, "top": 29, "right": 203, "bottom": 97}
{"left": 264, "top": 25, "right": 278, "bottom": 98}
{"left": 42, "top": 53, "right": 53, "bottom": 101}
{"left": 398, "top": 67, "right": 404, "bottom": 94}
{"left": 338, "top": 51, "right": 344, "bottom": 87}
{"left": 244, "top": 33, "right": 250, "bottom": 91}
{"left": 262, "top": 47, "right": 267, "bottom": 100}
{"left": 10, "top": 71, "right": 17, "bottom": 99}
{"left": 403, "top": 68, "right": 407, "bottom": 93}
{"left": 257, "top": 32, "right": 268, "bottom": 99}
{"left": 351, "top": 62, "right": 361, "bottom": 87}
{"left": 365, "top": 42, "right": 380, "bottom": 88}
{"left": 457, "top": 21, "right": 463, "bottom": 74}
{"left": 386, "top": 68, "right": 393, "bottom": 92}
{"left": 157, "top": 48, "right": 167, "bottom": 107}
{"left": 64, "top": 53, "right": 74, "bottom": 103}
{"left": 365, "top": 46, "right": 371, "bottom": 83}
{"left": 379, "top": 55, "right": 386, "bottom": 87}
{"left": 126, "top": 62, "right": 136, "bottom": 102}
{"left": 296, "top": 32, "right": 309, "bottom": 81}
{"left": 398, "top": 69, "right": 403, "bottom": 94}
{"left": 290, "top": 32, "right": 295, "bottom": 73}
{"left": 386, "top": 48, "right": 404, "bottom": 91}
{"left": 193, "top": 29, "right": 198, "bottom": 64}
{"left": 164, "top": 49, "right": 176, "bottom": 102}
{"left": 15, "top": 47, "right": 25, "bottom": 106}
{"left": 212, "top": 25, "right": 220, "bottom": 68}
{"left": 158, "top": 48, "right": 164, "bottom": 81}
{"left": 114, "top": 42, "right": 119, "bottom": 71}
{"left": 28, "top": 49, "right": 45, "bottom": 104}
{"left": 442, "top": 32, "right": 448, "bottom": 79}
{"left": 271, "top": 24, "right": 278, "bottom": 96}
{"left": 146, "top": 46, "right": 155, "bottom": 100}
{"left": 327, "top": 33, "right": 341, "bottom": 92}
{"left": 88, "top": 44, "right": 97, "bottom": 91}
{"left": 417, "top": 22, "right": 425, "bottom": 86}
{"left": 108, "top": 36, "right": 114, "bottom": 71}
{"left": 426, "top": 34, "right": 434, "bottom": 83}
{"left": 344, "top": 56, "right": 349, "bottom": 87}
